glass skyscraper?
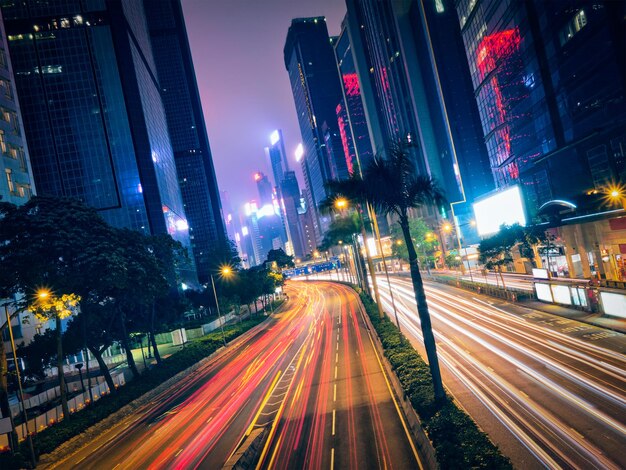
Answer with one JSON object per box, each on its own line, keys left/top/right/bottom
{"left": 0, "top": 8, "right": 33, "bottom": 205}
{"left": 455, "top": 0, "right": 626, "bottom": 215}
{"left": 144, "top": 0, "right": 226, "bottom": 284}
{"left": 284, "top": 17, "right": 349, "bottom": 244}
{"left": 1, "top": 0, "right": 194, "bottom": 280}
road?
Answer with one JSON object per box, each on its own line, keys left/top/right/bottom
{"left": 372, "top": 275, "right": 626, "bottom": 469}
{"left": 51, "top": 282, "right": 421, "bottom": 470}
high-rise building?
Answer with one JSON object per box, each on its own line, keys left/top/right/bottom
{"left": 281, "top": 170, "right": 306, "bottom": 258}
{"left": 0, "top": 10, "right": 33, "bottom": 205}
{"left": 144, "top": 0, "right": 226, "bottom": 284}
{"left": 344, "top": 0, "right": 463, "bottom": 220}
{"left": 1, "top": 0, "right": 196, "bottom": 283}
{"left": 284, "top": 17, "right": 350, "bottom": 243}
{"left": 254, "top": 171, "right": 273, "bottom": 207}
{"left": 402, "top": 0, "right": 494, "bottom": 242}
{"left": 266, "top": 129, "right": 289, "bottom": 194}
{"left": 334, "top": 19, "right": 374, "bottom": 175}
{"left": 455, "top": 0, "right": 626, "bottom": 279}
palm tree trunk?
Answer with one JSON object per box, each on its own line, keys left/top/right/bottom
{"left": 56, "top": 316, "right": 70, "bottom": 419}
{"left": 399, "top": 217, "right": 446, "bottom": 403}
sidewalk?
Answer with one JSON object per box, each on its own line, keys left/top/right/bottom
{"left": 520, "top": 300, "right": 626, "bottom": 335}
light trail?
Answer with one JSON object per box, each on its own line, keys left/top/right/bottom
{"left": 374, "top": 275, "right": 625, "bottom": 469}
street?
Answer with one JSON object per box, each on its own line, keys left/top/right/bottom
{"left": 373, "top": 275, "right": 626, "bottom": 469}
{"left": 50, "top": 282, "right": 420, "bottom": 470}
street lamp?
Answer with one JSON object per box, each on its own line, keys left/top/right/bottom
{"left": 3, "top": 301, "right": 36, "bottom": 466}
{"left": 210, "top": 266, "right": 233, "bottom": 347}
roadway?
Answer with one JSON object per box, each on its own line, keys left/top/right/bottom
{"left": 50, "top": 282, "right": 421, "bottom": 470}
{"left": 372, "top": 275, "right": 626, "bottom": 469}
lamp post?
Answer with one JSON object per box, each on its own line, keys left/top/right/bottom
{"left": 335, "top": 197, "right": 384, "bottom": 318}
{"left": 74, "top": 363, "right": 86, "bottom": 394}
{"left": 3, "top": 302, "right": 36, "bottom": 467}
{"left": 210, "top": 266, "right": 232, "bottom": 347}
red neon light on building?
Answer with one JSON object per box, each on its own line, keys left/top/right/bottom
{"left": 342, "top": 73, "right": 360, "bottom": 97}
{"left": 336, "top": 103, "right": 354, "bottom": 175}
{"left": 476, "top": 28, "right": 521, "bottom": 184}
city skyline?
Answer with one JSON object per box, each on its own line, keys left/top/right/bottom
{"left": 181, "top": 0, "right": 345, "bottom": 210}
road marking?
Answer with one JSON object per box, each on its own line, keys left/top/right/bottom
{"left": 332, "top": 408, "right": 336, "bottom": 435}
{"left": 335, "top": 352, "right": 338, "bottom": 363}
{"left": 174, "top": 448, "right": 183, "bottom": 457}
{"left": 336, "top": 342, "right": 339, "bottom": 351}
{"left": 334, "top": 365, "right": 338, "bottom": 380}
{"left": 333, "top": 383, "right": 337, "bottom": 402}
{"left": 330, "top": 447, "right": 335, "bottom": 470}
{"left": 245, "top": 370, "right": 282, "bottom": 437}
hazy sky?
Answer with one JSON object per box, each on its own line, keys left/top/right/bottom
{"left": 181, "top": 0, "right": 346, "bottom": 213}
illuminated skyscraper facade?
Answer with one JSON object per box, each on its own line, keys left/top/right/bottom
{"left": 145, "top": 0, "right": 226, "bottom": 283}
{"left": 455, "top": 0, "right": 626, "bottom": 215}
{"left": 1, "top": 0, "right": 194, "bottom": 284}
{"left": 284, "top": 17, "right": 349, "bottom": 243}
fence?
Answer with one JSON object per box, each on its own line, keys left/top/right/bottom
{"left": 0, "top": 373, "right": 125, "bottom": 449}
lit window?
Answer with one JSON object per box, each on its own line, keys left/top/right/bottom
{"left": 559, "top": 9, "right": 587, "bottom": 46}
{"left": 5, "top": 168, "right": 14, "bottom": 193}
{"left": 435, "top": 0, "right": 444, "bottom": 13}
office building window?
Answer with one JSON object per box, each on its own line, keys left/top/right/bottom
{"left": 5, "top": 168, "right": 14, "bottom": 193}
{"left": 560, "top": 10, "right": 587, "bottom": 46}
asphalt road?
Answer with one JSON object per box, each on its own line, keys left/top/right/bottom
{"left": 372, "top": 275, "right": 626, "bottom": 470}
{"left": 50, "top": 282, "right": 421, "bottom": 470}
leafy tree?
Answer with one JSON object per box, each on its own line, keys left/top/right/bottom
{"left": 318, "top": 214, "right": 361, "bottom": 251}
{"left": 29, "top": 292, "right": 80, "bottom": 417}
{"left": 478, "top": 224, "right": 519, "bottom": 288}
{"left": 265, "top": 248, "right": 295, "bottom": 269}
{"left": 390, "top": 218, "right": 438, "bottom": 267}
{"left": 324, "top": 141, "right": 447, "bottom": 402}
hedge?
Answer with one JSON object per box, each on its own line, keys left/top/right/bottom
{"left": 2, "top": 317, "right": 265, "bottom": 467}
{"left": 358, "top": 291, "right": 512, "bottom": 469}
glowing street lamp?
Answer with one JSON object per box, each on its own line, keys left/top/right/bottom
{"left": 335, "top": 198, "right": 348, "bottom": 210}
{"left": 210, "top": 266, "right": 234, "bottom": 347}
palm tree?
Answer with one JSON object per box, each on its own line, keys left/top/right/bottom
{"left": 327, "top": 142, "right": 446, "bottom": 402}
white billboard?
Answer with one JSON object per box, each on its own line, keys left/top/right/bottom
{"left": 473, "top": 186, "right": 526, "bottom": 236}
{"left": 535, "top": 283, "right": 553, "bottom": 302}
{"left": 600, "top": 292, "right": 626, "bottom": 318}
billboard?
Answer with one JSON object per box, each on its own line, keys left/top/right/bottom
{"left": 473, "top": 186, "right": 526, "bottom": 236}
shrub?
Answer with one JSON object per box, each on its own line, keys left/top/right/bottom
{"left": 357, "top": 290, "right": 512, "bottom": 469}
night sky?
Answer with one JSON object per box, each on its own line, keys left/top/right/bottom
{"left": 181, "top": 0, "right": 346, "bottom": 213}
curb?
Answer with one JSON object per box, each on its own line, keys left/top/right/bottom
{"left": 355, "top": 296, "right": 439, "bottom": 470}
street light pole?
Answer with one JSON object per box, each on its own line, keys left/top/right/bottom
{"left": 4, "top": 304, "right": 36, "bottom": 467}
{"left": 210, "top": 274, "right": 227, "bottom": 347}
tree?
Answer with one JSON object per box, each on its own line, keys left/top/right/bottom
{"left": 390, "top": 218, "right": 437, "bottom": 267}
{"left": 478, "top": 224, "right": 519, "bottom": 288}
{"left": 324, "top": 141, "right": 447, "bottom": 402}
{"left": 0, "top": 196, "right": 119, "bottom": 413}
{"left": 264, "top": 248, "right": 294, "bottom": 270}
{"left": 29, "top": 291, "right": 80, "bottom": 419}
{"left": 318, "top": 213, "right": 361, "bottom": 251}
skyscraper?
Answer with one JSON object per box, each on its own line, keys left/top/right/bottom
{"left": 266, "top": 129, "right": 289, "bottom": 194}
{"left": 254, "top": 171, "right": 273, "bottom": 207}
{"left": 344, "top": 0, "right": 463, "bottom": 218}
{"left": 455, "top": 0, "right": 626, "bottom": 279}
{"left": 281, "top": 170, "right": 306, "bottom": 258}
{"left": 284, "top": 17, "right": 349, "bottom": 243}
{"left": 0, "top": 9, "right": 33, "bottom": 205}
{"left": 334, "top": 18, "right": 374, "bottom": 175}
{"left": 1, "top": 0, "right": 195, "bottom": 282}
{"left": 144, "top": 0, "right": 226, "bottom": 284}
{"left": 402, "top": 0, "right": 494, "bottom": 242}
